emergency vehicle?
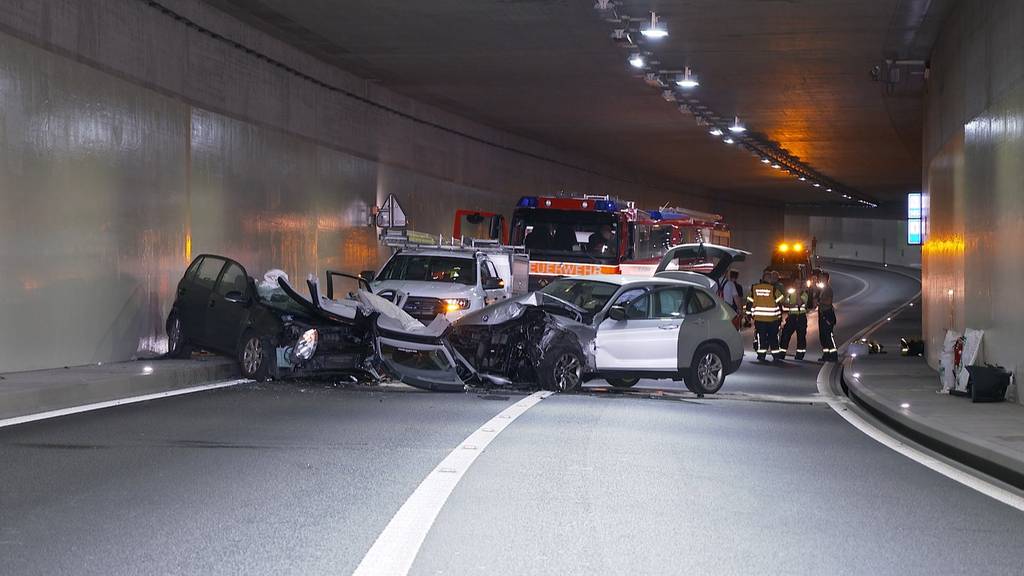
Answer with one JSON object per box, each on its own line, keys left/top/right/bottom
{"left": 766, "top": 241, "right": 813, "bottom": 290}
{"left": 508, "top": 195, "right": 731, "bottom": 289}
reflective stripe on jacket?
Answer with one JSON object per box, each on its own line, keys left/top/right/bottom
{"left": 746, "top": 282, "right": 782, "bottom": 322}
{"left": 783, "top": 289, "right": 809, "bottom": 315}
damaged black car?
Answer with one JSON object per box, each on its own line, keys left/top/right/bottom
{"left": 166, "top": 254, "right": 377, "bottom": 381}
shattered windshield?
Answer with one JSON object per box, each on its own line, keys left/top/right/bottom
{"left": 379, "top": 255, "right": 477, "bottom": 286}
{"left": 539, "top": 279, "right": 618, "bottom": 314}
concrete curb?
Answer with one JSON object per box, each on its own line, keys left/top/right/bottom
{"left": 843, "top": 370, "right": 1024, "bottom": 488}
{"left": 0, "top": 356, "right": 240, "bottom": 421}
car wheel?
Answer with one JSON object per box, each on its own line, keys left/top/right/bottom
{"left": 238, "top": 331, "right": 271, "bottom": 382}
{"left": 684, "top": 344, "right": 726, "bottom": 395}
{"left": 539, "top": 341, "right": 584, "bottom": 393}
{"left": 166, "top": 314, "right": 193, "bottom": 359}
{"left": 607, "top": 377, "right": 639, "bottom": 388}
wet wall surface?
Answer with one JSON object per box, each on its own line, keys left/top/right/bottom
{"left": 0, "top": 0, "right": 786, "bottom": 373}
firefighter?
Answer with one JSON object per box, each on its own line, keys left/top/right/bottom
{"left": 817, "top": 271, "right": 838, "bottom": 362}
{"left": 779, "top": 284, "right": 809, "bottom": 360}
{"left": 747, "top": 271, "right": 784, "bottom": 361}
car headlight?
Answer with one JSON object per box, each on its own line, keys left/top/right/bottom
{"left": 443, "top": 298, "right": 471, "bottom": 313}
{"left": 293, "top": 328, "right": 319, "bottom": 361}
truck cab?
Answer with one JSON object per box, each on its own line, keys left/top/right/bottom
{"left": 364, "top": 243, "right": 528, "bottom": 323}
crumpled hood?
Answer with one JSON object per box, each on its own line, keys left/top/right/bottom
{"left": 454, "top": 292, "right": 584, "bottom": 327}
{"left": 371, "top": 280, "right": 477, "bottom": 299}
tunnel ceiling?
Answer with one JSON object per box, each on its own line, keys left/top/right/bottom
{"left": 204, "top": 0, "right": 953, "bottom": 209}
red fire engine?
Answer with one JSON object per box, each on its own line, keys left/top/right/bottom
{"left": 509, "top": 195, "right": 731, "bottom": 289}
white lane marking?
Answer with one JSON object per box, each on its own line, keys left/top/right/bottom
{"left": 353, "top": 390, "right": 553, "bottom": 576}
{"left": 817, "top": 364, "right": 1024, "bottom": 511}
{"left": 0, "top": 378, "right": 251, "bottom": 429}
{"left": 829, "top": 269, "right": 870, "bottom": 305}
{"left": 816, "top": 265, "right": 1023, "bottom": 509}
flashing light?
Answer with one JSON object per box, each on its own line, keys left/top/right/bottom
{"left": 517, "top": 196, "right": 538, "bottom": 208}
{"left": 817, "top": 282, "right": 825, "bottom": 289}
{"left": 444, "top": 298, "right": 471, "bottom": 313}
{"left": 777, "top": 243, "right": 790, "bottom": 252}
{"left": 793, "top": 243, "right": 803, "bottom": 251}
{"left": 595, "top": 199, "right": 617, "bottom": 211}
{"left": 787, "top": 287, "right": 795, "bottom": 294}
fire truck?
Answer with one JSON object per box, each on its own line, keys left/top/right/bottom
{"left": 508, "top": 195, "right": 731, "bottom": 289}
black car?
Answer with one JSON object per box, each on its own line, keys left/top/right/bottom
{"left": 166, "top": 254, "right": 375, "bottom": 381}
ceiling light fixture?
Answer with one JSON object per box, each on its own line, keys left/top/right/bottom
{"left": 813, "top": 183, "right": 821, "bottom": 187}
{"left": 629, "top": 54, "right": 645, "bottom": 68}
{"left": 729, "top": 116, "right": 747, "bottom": 133}
{"left": 640, "top": 12, "right": 668, "bottom": 39}
{"left": 723, "top": 137, "right": 735, "bottom": 144}
{"left": 709, "top": 128, "right": 723, "bottom": 136}
{"left": 761, "top": 158, "right": 771, "bottom": 164}
{"left": 799, "top": 176, "right": 806, "bottom": 181}
{"left": 676, "top": 67, "right": 699, "bottom": 88}
{"left": 771, "top": 163, "right": 781, "bottom": 169}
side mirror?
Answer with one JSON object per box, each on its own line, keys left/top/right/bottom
{"left": 482, "top": 277, "right": 504, "bottom": 290}
{"left": 607, "top": 305, "right": 627, "bottom": 322}
{"left": 359, "top": 270, "right": 376, "bottom": 283}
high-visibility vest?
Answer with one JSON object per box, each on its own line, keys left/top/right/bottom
{"left": 782, "top": 288, "right": 809, "bottom": 315}
{"left": 747, "top": 282, "right": 782, "bottom": 322}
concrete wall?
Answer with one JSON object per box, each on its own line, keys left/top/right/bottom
{"left": 0, "top": 0, "right": 783, "bottom": 373}
{"left": 922, "top": 0, "right": 1024, "bottom": 382}
{"left": 785, "top": 214, "right": 922, "bottom": 267}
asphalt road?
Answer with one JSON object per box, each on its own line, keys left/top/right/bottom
{"left": 2, "top": 262, "right": 1022, "bottom": 575}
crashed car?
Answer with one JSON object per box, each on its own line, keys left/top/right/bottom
{"left": 375, "top": 244, "right": 749, "bottom": 394}
{"left": 166, "top": 254, "right": 377, "bottom": 381}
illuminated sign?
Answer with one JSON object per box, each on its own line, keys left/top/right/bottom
{"left": 529, "top": 261, "right": 620, "bottom": 276}
{"left": 907, "top": 193, "right": 923, "bottom": 245}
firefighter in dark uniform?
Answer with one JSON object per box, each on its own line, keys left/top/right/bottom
{"left": 779, "top": 284, "right": 810, "bottom": 360}
{"left": 817, "top": 271, "right": 838, "bottom": 362}
{"left": 747, "top": 272, "right": 784, "bottom": 361}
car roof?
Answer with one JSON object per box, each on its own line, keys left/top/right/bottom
{"left": 568, "top": 274, "right": 708, "bottom": 289}
{"left": 392, "top": 249, "right": 478, "bottom": 259}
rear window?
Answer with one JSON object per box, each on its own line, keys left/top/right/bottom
{"left": 193, "top": 257, "right": 226, "bottom": 289}
{"left": 379, "top": 255, "right": 477, "bottom": 286}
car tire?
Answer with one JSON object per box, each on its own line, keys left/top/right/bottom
{"left": 165, "top": 314, "right": 193, "bottom": 359}
{"left": 238, "top": 330, "right": 271, "bottom": 382}
{"left": 538, "top": 341, "right": 585, "bottom": 393}
{"left": 607, "top": 377, "right": 639, "bottom": 388}
{"left": 684, "top": 344, "right": 727, "bottom": 395}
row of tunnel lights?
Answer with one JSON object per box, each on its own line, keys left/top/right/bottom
{"left": 618, "top": 10, "right": 877, "bottom": 207}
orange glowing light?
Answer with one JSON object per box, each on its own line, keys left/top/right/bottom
{"left": 777, "top": 243, "right": 790, "bottom": 252}
{"left": 793, "top": 243, "right": 803, "bottom": 251}
{"left": 922, "top": 235, "right": 965, "bottom": 254}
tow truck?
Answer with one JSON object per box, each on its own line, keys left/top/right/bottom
{"left": 766, "top": 241, "right": 813, "bottom": 289}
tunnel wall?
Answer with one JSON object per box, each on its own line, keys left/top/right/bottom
{"left": 922, "top": 0, "right": 1024, "bottom": 384}
{"left": 0, "top": 0, "right": 782, "bottom": 373}
{"left": 784, "top": 215, "right": 922, "bottom": 268}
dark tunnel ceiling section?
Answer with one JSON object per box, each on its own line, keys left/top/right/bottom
{"left": 204, "top": 0, "right": 954, "bottom": 207}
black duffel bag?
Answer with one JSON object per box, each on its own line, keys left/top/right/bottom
{"left": 966, "top": 365, "right": 1011, "bottom": 403}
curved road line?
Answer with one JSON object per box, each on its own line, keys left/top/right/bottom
{"left": 816, "top": 265, "right": 1024, "bottom": 511}
{"left": 353, "top": 390, "right": 552, "bottom": 576}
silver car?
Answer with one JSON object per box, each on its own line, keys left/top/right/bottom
{"left": 374, "top": 244, "right": 747, "bottom": 395}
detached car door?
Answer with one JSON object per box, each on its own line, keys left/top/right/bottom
{"left": 596, "top": 285, "right": 686, "bottom": 372}
{"left": 204, "top": 260, "right": 253, "bottom": 354}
